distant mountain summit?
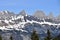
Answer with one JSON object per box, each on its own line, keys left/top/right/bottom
{"left": 33, "top": 10, "right": 46, "bottom": 19}
{"left": 47, "top": 12, "right": 54, "bottom": 19}
{"left": 17, "top": 10, "right": 27, "bottom": 16}
{"left": 56, "top": 14, "right": 60, "bottom": 20}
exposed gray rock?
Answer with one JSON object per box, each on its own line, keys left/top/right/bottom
{"left": 33, "top": 10, "right": 46, "bottom": 19}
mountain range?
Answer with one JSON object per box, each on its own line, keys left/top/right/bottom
{"left": 0, "top": 10, "right": 60, "bottom": 40}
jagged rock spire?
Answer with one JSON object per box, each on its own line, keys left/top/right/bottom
{"left": 18, "top": 10, "right": 26, "bottom": 16}
{"left": 47, "top": 12, "right": 54, "bottom": 19}
{"left": 56, "top": 14, "right": 60, "bottom": 20}
{"left": 33, "top": 10, "right": 46, "bottom": 19}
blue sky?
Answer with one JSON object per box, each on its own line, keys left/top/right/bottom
{"left": 0, "top": 0, "right": 60, "bottom": 16}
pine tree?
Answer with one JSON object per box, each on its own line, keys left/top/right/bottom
{"left": 47, "top": 29, "right": 51, "bottom": 40}
{"left": 31, "top": 30, "right": 39, "bottom": 40}
{"left": 44, "top": 30, "right": 51, "bottom": 40}
{"left": 10, "top": 36, "right": 13, "bottom": 40}
{"left": 52, "top": 37, "right": 58, "bottom": 40}
{"left": 0, "top": 35, "right": 2, "bottom": 40}
{"left": 57, "top": 35, "right": 60, "bottom": 40}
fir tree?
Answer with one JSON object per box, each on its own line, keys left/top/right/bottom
{"left": 52, "top": 34, "right": 60, "bottom": 40}
{"left": 31, "top": 30, "right": 39, "bottom": 40}
{"left": 10, "top": 36, "right": 13, "bottom": 40}
{"left": 44, "top": 30, "right": 51, "bottom": 40}
{"left": 52, "top": 37, "right": 58, "bottom": 40}
{"left": 0, "top": 35, "right": 2, "bottom": 40}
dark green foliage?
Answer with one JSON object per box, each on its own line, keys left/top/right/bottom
{"left": 0, "top": 35, "right": 2, "bottom": 40}
{"left": 52, "top": 37, "right": 58, "bottom": 40}
{"left": 52, "top": 35, "right": 60, "bottom": 40}
{"left": 57, "top": 35, "right": 60, "bottom": 40}
{"left": 31, "top": 30, "right": 39, "bottom": 40}
{"left": 44, "top": 30, "right": 51, "bottom": 40}
{"left": 10, "top": 36, "right": 13, "bottom": 40}
{"left": 44, "top": 37, "right": 48, "bottom": 40}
